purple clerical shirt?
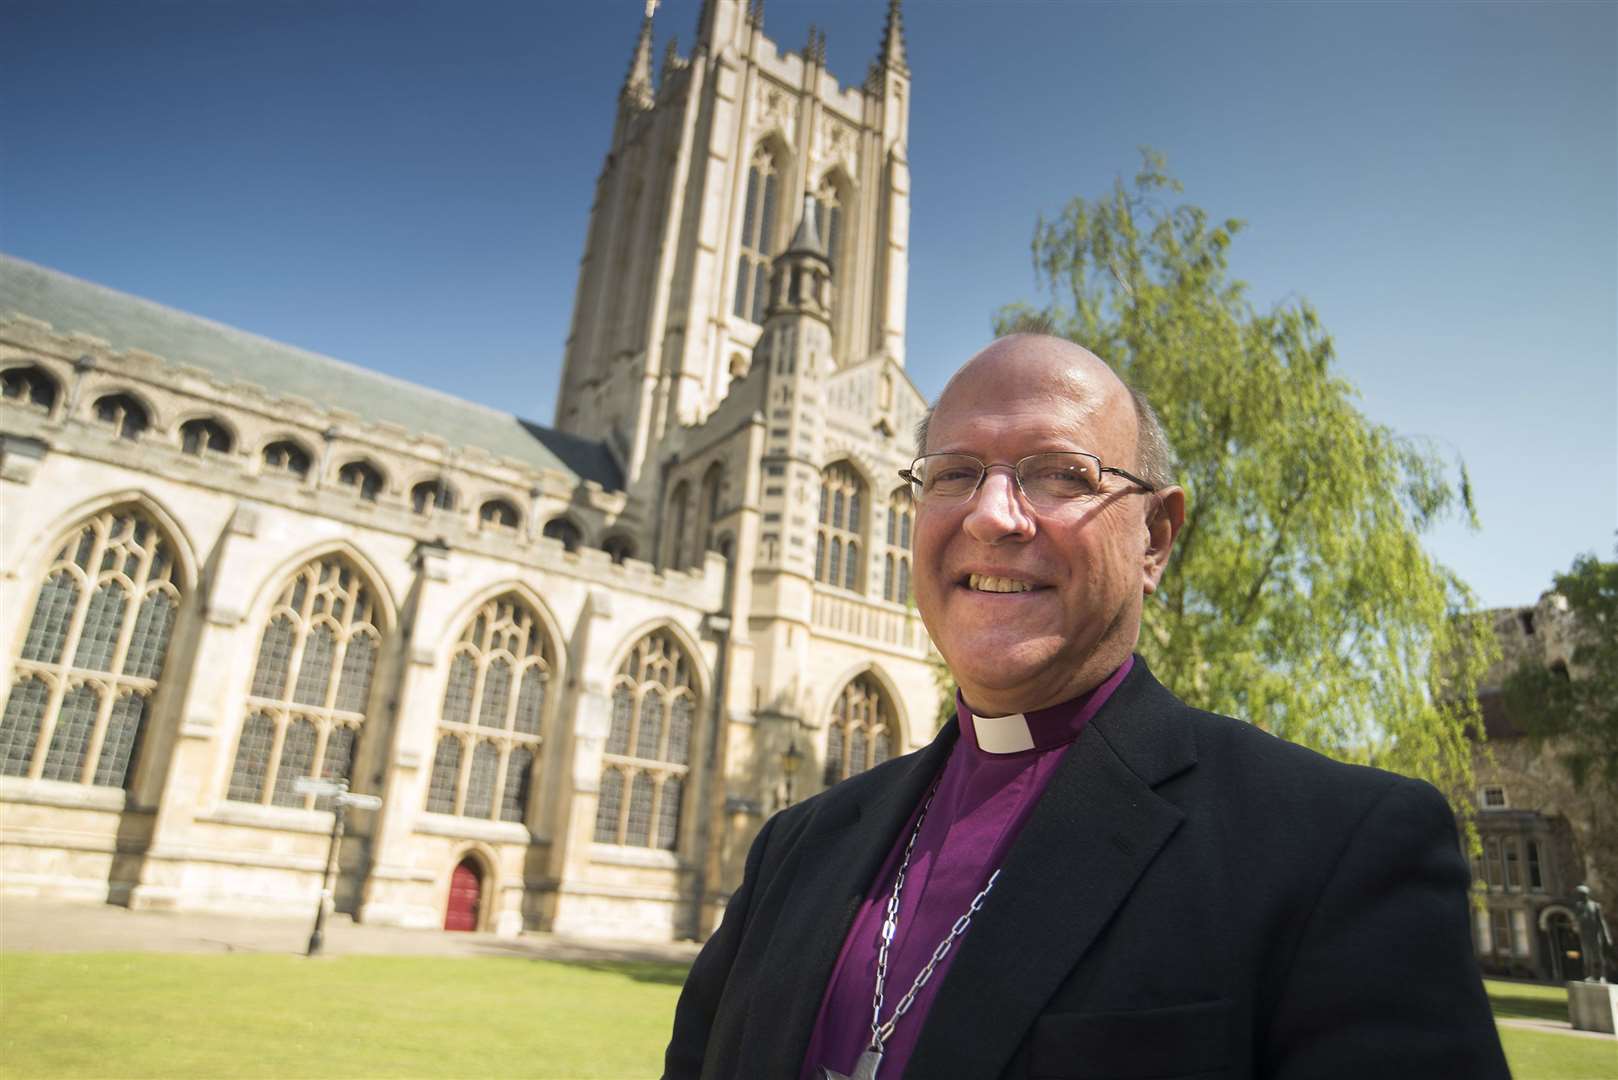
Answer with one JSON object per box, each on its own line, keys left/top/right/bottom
{"left": 800, "top": 657, "right": 1134, "bottom": 1079}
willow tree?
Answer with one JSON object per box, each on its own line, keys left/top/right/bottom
{"left": 995, "top": 152, "right": 1496, "bottom": 806}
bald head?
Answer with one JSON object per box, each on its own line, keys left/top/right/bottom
{"left": 916, "top": 334, "right": 1177, "bottom": 488}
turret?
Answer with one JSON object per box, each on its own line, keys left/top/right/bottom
{"left": 767, "top": 196, "right": 833, "bottom": 324}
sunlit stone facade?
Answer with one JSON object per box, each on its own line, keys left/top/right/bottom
{"left": 0, "top": 0, "right": 938, "bottom": 940}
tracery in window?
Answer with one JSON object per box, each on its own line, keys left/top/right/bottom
{"left": 411, "top": 478, "right": 458, "bottom": 515}
{"left": 91, "top": 393, "right": 149, "bottom": 441}
{"left": 593, "top": 629, "right": 698, "bottom": 849}
{"left": 337, "top": 460, "right": 385, "bottom": 502}
{"left": 179, "top": 417, "right": 233, "bottom": 456}
{"left": 0, "top": 507, "right": 182, "bottom": 789}
{"left": 823, "top": 673, "right": 895, "bottom": 787}
{"left": 423, "top": 595, "right": 550, "bottom": 824}
{"left": 226, "top": 556, "right": 381, "bottom": 809}
{"left": 2, "top": 364, "right": 59, "bottom": 413}
{"left": 813, "top": 173, "right": 847, "bottom": 268}
{"left": 815, "top": 462, "right": 866, "bottom": 591}
{"left": 733, "top": 143, "right": 780, "bottom": 324}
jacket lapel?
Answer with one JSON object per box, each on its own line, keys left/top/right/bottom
{"left": 742, "top": 723, "right": 958, "bottom": 1078}
{"left": 905, "top": 664, "right": 1197, "bottom": 1079}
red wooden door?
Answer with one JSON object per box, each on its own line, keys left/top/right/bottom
{"left": 444, "top": 858, "right": 481, "bottom": 931}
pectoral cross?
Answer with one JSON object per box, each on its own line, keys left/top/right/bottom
{"left": 821, "top": 1048, "right": 882, "bottom": 1080}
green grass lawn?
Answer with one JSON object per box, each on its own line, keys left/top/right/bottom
{"left": 4, "top": 957, "right": 1614, "bottom": 1079}
{"left": 1486, "top": 979, "right": 1618, "bottom": 1080}
{"left": 0, "top": 953, "right": 688, "bottom": 1079}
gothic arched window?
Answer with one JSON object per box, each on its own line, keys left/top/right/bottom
{"left": 0, "top": 508, "right": 183, "bottom": 789}
{"left": 816, "top": 462, "right": 866, "bottom": 591}
{"left": 698, "top": 463, "right": 724, "bottom": 556}
{"left": 226, "top": 557, "right": 381, "bottom": 809}
{"left": 884, "top": 487, "right": 913, "bottom": 604}
{"left": 423, "top": 595, "right": 551, "bottom": 824}
{"left": 823, "top": 673, "right": 895, "bottom": 787}
{"left": 2, "top": 364, "right": 59, "bottom": 414}
{"left": 179, "top": 417, "right": 233, "bottom": 456}
{"left": 593, "top": 630, "right": 698, "bottom": 850}
{"left": 814, "top": 174, "right": 847, "bottom": 269}
{"left": 733, "top": 143, "right": 779, "bottom": 324}
{"left": 91, "top": 393, "right": 149, "bottom": 441}
{"left": 665, "top": 481, "right": 690, "bottom": 570}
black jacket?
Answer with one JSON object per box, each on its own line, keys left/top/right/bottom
{"left": 665, "top": 660, "right": 1508, "bottom": 1079}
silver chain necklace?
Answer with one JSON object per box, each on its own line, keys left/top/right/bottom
{"left": 820, "top": 782, "right": 1002, "bottom": 1080}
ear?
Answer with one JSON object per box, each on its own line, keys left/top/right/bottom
{"left": 1141, "top": 486, "right": 1185, "bottom": 595}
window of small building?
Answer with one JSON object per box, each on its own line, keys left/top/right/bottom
{"left": 1485, "top": 837, "right": 1504, "bottom": 889}
{"left": 480, "top": 499, "right": 521, "bottom": 532}
{"left": 1527, "top": 840, "right": 1543, "bottom": 890}
{"left": 1490, "top": 908, "right": 1512, "bottom": 956}
{"left": 91, "top": 393, "right": 149, "bottom": 441}
{"left": 542, "top": 517, "right": 582, "bottom": 552}
{"left": 261, "top": 439, "right": 312, "bottom": 479}
{"left": 179, "top": 417, "right": 233, "bottom": 456}
{"left": 1503, "top": 837, "right": 1521, "bottom": 890}
{"left": 411, "top": 478, "right": 457, "bottom": 515}
{"left": 337, "top": 460, "right": 384, "bottom": 502}
{"left": 1481, "top": 785, "right": 1507, "bottom": 809}
{"left": 1, "top": 365, "right": 59, "bottom": 414}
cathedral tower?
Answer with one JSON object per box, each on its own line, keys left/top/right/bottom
{"left": 554, "top": 0, "right": 912, "bottom": 489}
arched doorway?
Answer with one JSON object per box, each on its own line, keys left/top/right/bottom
{"left": 444, "top": 857, "right": 482, "bottom": 932}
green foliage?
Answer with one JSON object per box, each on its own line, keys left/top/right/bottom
{"left": 0, "top": 952, "right": 686, "bottom": 1078}
{"left": 1502, "top": 552, "right": 1618, "bottom": 796}
{"left": 995, "top": 151, "right": 1496, "bottom": 806}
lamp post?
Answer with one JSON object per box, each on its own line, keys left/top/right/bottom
{"left": 294, "top": 776, "right": 381, "bottom": 957}
{"left": 782, "top": 738, "right": 803, "bottom": 807}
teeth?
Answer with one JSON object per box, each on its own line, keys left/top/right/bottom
{"left": 969, "top": 574, "right": 1034, "bottom": 593}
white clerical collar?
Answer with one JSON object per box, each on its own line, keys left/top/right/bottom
{"left": 969, "top": 711, "right": 1036, "bottom": 755}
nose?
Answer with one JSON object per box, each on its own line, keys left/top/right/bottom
{"left": 962, "top": 464, "right": 1037, "bottom": 543}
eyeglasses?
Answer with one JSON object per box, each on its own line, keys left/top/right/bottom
{"left": 898, "top": 452, "right": 1157, "bottom": 511}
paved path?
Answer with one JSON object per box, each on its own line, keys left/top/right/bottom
{"left": 0, "top": 896, "right": 701, "bottom": 966}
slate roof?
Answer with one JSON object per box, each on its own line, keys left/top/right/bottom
{"left": 0, "top": 254, "right": 622, "bottom": 491}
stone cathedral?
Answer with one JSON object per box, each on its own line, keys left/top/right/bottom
{"left": 0, "top": 0, "right": 939, "bottom": 940}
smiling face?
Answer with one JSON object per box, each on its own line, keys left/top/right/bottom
{"left": 913, "top": 335, "right": 1183, "bottom": 716}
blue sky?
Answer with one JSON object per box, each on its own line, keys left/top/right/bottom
{"left": 3, "top": 0, "right": 1613, "bottom": 610}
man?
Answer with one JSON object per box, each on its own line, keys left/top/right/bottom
{"left": 665, "top": 333, "right": 1508, "bottom": 1078}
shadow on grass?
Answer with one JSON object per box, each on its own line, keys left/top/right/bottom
{"left": 465, "top": 939, "right": 693, "bottom": 985}
{"left": 1489, "top": 990, "right": 1568, "bottom": 1023}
